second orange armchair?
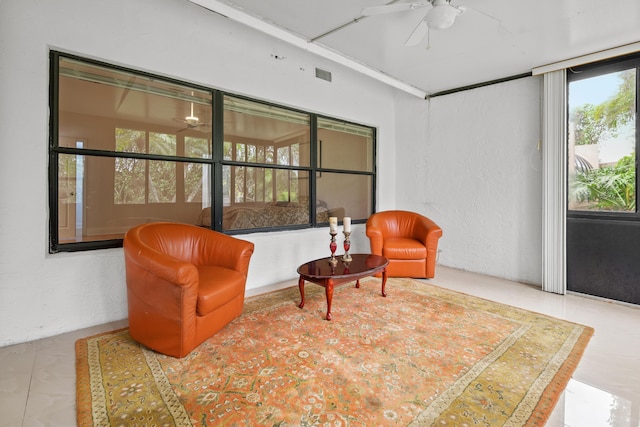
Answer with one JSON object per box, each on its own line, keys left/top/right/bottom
{"left": 366, "top": 210, "right": 442, "bottom": 279}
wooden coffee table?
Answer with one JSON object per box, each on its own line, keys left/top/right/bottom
{"left": 297, "top": 253, "right": 389, "bottom": 320}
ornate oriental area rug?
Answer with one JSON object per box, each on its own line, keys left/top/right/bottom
{"left": 76, "top": 278, "right": 593, "bottom": 426}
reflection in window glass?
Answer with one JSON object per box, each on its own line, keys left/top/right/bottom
{"left": 277, "top": 146, "right": 290, "bottom": 166}
{"left": 236, "top": 143, "right": 246, "bottom": 162}
{"left": 224, "top": 95, "right": 310, "bottom": 167}
{"left": 148, "top": 160, "right": 176, "bottom": 203}
{"left": 318, "top": 118, "right": 374, "bottom": 172}
{"left": 222, "top": 166, "right": 307, "bottom": 230}
{"left": 115, "top": 128, "right": 145, "bottom": 154}
{"left": 225, "top": 165, "right": 275, "bottom": 206}
{"left": 58, "top": 57, "right": 212, "bottom": 153}
{"left": 51, "top": 53, "right": 375, "bottom": 250}
{"left": 58, "top": 155, "right": 209, "bottom": 243}
{"left": 55, "top": 56, "right": 213, "bottom": 247}
{"left": 114, "top": 130, "right": 179, "bottom": 204}
{"left": 150, "top": 133, "right": 176, "bottom": 156}
{"left": 114, "top": 156, "right": 145, "bottom": 204}
{"left": 568, "top": 69, "right": 636, "bottom": 212}
{"left": 185, "top": 136, "right": 210, "bottom": 159}
{"left": 149, "top": 133, "right": 177, "bottom": 203}
{"left": 184, "top": 162, "right": 208, "bottom": 203}
{"left": 316, "top": 172, "right": 373, "bottom": 221}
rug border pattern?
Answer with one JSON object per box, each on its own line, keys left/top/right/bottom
{"left": 76, "top": 278, "right": 594, "bottom": 427}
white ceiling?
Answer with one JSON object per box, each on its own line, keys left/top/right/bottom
{"left": 190, "top": 0, "right": 640, "bottom": 97}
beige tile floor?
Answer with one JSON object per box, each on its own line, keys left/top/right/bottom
{"left": 1, "top": 266, "right": 639, "bottom": 426}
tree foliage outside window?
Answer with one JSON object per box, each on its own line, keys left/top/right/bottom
{"left": 569, "top": 69, "right": 636, "bottom": 212}
{"left": 184, "top": 137, "right": 209, "bottom": 203}
{"left": 571, "top": 70, "right": 635, "bottom": 146}
{"left": 149, "top": 133, "right": 177, "bottom": 203}
{"left": 572, "top": 153, "right": 636, "bottom": 211}
{"left": 114, "top": 128, "right": 145, "bottom": 204}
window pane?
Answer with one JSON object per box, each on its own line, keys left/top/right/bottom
{"left": 185, "top": 162, "right": 209, "bottom": 203}
{"left": 115, "top": 128, "right": 145, "bottom": 153}
{"left": 225, "top": 165, "right": 282, "bottom": 205}
{"left": 318, "top": 118, "right": 374, "bottom": 172}
{"left": 223, "top": 141, "right": 233, "bottom": 161}
{"left": 58, "top": 57, "right": 212, "bottom": 155}
{"left": 222, "top": 167, "right": 309, "bottom": 230}
{"left": 224, "top": 96, "right": 310, "bottom": 166}
{"left": 277, "top": 146, "right": 290, "bottom": 165}
{"left": 317, "top": 172, "right": 373, "bottom": 221}
{"left": 52, "top": 54, "right": 377, "bottom": 250}
{"left": 236, "top": 143, "right": 246, "bottom": 162}
{"left": 148, "top": 160, "right": 176, "bottom": 203}
{"left": 568, "top": 69, "right": 636, "bottom": 212}
{"left": 185, "top": 136, "right": 211, "bottom": 159}
{"left": 59, "top": 155, "right": 208, "bottom": 243}
{"left": 114, "top": 156, "right": 145, "bottom": 204}
{"left": 58, "top": 153, "right": 83, "bottom": 242}
{"left": 234, "top": 166, "right": 245, "bottom": 202}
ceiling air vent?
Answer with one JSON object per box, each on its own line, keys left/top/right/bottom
{"left": 315, "top": 67, "right": 332, "bottom": 82}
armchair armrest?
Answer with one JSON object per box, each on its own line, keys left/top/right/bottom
{"left": 413, "top": 216, "right": 444, "bottom": 249}
{"left": 124, "top": 239, "right": 199, "bottom": 288}
{"left": 123, "top": 235, "right": 200, "bottom": 339}
{"left": 365, "top": 223, "right": 385, "bottom": 256}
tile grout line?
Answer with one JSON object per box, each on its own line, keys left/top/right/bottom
{"left": 21, "top": 342, "right": 38, "bottom": 427}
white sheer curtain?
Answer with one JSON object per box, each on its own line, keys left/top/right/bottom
{"left": 540, "top": 70, "right": 567, "bottom": 294}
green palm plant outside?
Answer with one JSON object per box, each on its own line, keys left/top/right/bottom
{"left": 573, "top": 153, "right": 636, "bottom": 211}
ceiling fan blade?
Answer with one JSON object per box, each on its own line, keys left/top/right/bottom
{"left": 361, "top": 1, "right": 430, "bottom": 16}
{"left": 405, "top": 19, "right": 429, "bottom": 46}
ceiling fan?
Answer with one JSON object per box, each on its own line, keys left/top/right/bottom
{"left": 174, "top": 102, "right": 211, "bottom": 133}
{"left": 361, "top": 0, "right": 465, "bottom": 46}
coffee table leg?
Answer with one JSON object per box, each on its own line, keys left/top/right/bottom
{"left": 298, "top": 276, "right": 305, "bottom": 309}
{"left": 381, "top": 269, "right": 388, "bottom": 297}
{"left": 325, "top": 279, "right": 334, "bottom": 321}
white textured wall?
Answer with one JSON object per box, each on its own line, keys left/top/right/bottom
{"left": 0, "top": 0, "right": 546, "bottom": 348}
{"left": 395, "top": 78, "right": 544, "bottom": 285}
{"left": 0, "top": 0, "right": 398, "bottom": 346}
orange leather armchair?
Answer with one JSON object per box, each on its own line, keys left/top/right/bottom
{"left": 366, "top": 210, "right": 442, "bottom": 279}
{"left": 123, "top": 222, "right": 254, "bottom": 358}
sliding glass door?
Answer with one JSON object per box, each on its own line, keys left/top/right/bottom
{"left": 566, "top": 54, "right": 640, "bottom": 304}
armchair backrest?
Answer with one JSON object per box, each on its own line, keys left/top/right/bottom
{"left": 366, "top": 210, "right": 426, "bottom": 239}
{"left": 126, "top": 222, "right": 254, "bottom": 275}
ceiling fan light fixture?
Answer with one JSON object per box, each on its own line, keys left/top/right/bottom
{"left": 185, "top": 101, "right": 199, "bottom": 125}
{"left": 425, "top": 0, "right": 459, "bottom": 30}
{"left": 185, "top": 116, "right": 199, "bottom": 125}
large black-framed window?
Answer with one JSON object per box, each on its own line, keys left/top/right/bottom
{"left": 49, "top": 51, "right": 376, "bottom": 252}
{"left": 567, "top": 52, "right": 639, "bottom": 220}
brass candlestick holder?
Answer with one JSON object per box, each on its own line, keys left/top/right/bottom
{"left": 329, "top": 231, "right": 338, "bottom": 266}
{"left": 342, "top": 231, "right": 352, "bottom": 263}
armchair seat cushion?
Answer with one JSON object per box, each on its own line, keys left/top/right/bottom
{"left": 196, "top": 266, "right": 246, "bottom": 316}
{"left": 383, "top": 237, "right": 427, "bottom": 260}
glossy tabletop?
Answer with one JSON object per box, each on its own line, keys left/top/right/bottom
{"left": 297, "top": 254, "right": 389, "bottom": 279}
{"left": 297, "top": 254, "right": 389, "bottom": 320}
